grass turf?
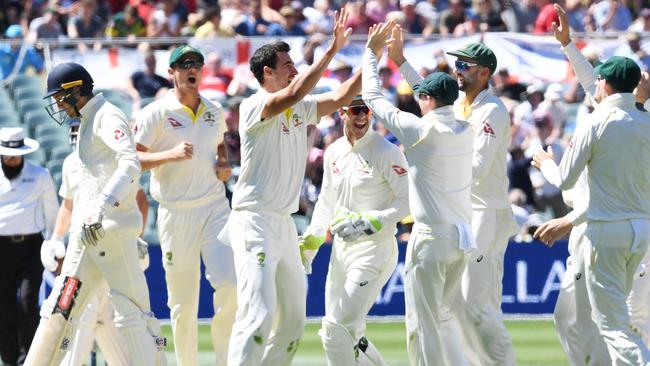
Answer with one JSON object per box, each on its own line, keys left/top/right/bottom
{"left": 156, "top": 319, "right": 568, "bottom": 365}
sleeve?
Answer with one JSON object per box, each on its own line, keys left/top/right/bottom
{"left": 565, "top": 206, "right": 587, "bottom": 226}
{"left": 372, "top": 145, "right": 410, "bottom": 225}
{"left": 362, "top": 49, "right": 425, "bottom": 147}
{"left": 298, "top": 94, "right": 319, "bottom": 126}
{"left": 540, "top": 158, "right": 562, "bottom": 187}
{"left": 40, "top": 170, "right": 60, "bottom": 238}
{"left": 241, "top": 94, "right": 270, "bottom": 132}
{"left": 133, "top": 104, "right": 162, "bottom": 148}
{"left": 307, "top": 148, "right": 337, "bottom": 238}
{"left": 472, "top": 104, "right": 510, "bottom": 180}
{"left": 216, "top": 106, "right": 226, "bottom": 145}
{"left": 58, "top": 156, "right": 73, "bottom": 199}
{"left": 398, "top": 61, "right": 424, "bottom": 89}
{"left": 555, "top": 115, "right": 598, "bottom": 190}
{"left": 562, "top": 41, "right": 597, "bottom": 104}
{"left": 97, "top": 111, "right": 141, "bottom": 206}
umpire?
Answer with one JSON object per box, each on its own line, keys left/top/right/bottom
{"left": 0, "top": 127, "right": 58, "bottom": 365}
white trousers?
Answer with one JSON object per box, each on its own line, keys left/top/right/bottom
{"left": 226, "top": 210, "right": 306, "bottom": 366}
{"left": 553, "top": 223, "right": 610, "bottom": 366}
{"left": 405, "top": 224, "right": 469, "bottom": 366}
{"left": 322, "top": 235, "right": 398, "bottom": 364}
{"left": 456, "top": 208, "right": 516, "bottom": 366}
{"left": 583, "top": 219, "right": 650, "bottom": 365}
{"left": 158, "top": 199, "right": 236, "bottom": 366}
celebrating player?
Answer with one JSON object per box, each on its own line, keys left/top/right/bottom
{"left": 134, "top": 45, "right": 236, "bottom": 366}
{"left": 301, "top": 95, "right": 409, "bottom": 365}
{"left": 363, "top": 22, "right": 475, "bottom": 365}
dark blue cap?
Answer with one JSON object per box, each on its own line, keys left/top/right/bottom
{"left": 44, "top": 63, "right": 94, "bottom": 98}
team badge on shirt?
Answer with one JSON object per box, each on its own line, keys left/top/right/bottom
{"left": 392, "top": 165, "right": 407, "bottom": 176}
{"left": 291, "top": 113, "right": 303, "bottom": 128}
{"left": 482, "top": 120, "right": 495, "bottom": 137}
{"left": 168, "top": 117, "right": 184, "bottom": 129}
{"left": 280, "top": 122, "right": 290, "bottom": 135}
{"left": 331, "top": 161, "right": 340, "bottom": 175}
{"left": 204, "top": 111, "right": 216, "bottom": 127}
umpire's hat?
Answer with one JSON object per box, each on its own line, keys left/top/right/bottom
{"left": 44, "top": 62, "right": 94, "bottom": 99}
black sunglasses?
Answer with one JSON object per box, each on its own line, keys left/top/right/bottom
{"left": 176, "top": 59, "right": 204, "bottom": 70}
{"left": 344, "top": 106, "right": 370, "bottom": 115}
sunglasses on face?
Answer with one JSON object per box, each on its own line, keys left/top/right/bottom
{"left": 454, "top": 60, "right": 480, "bottom": 72}
{"left": 176, "top": 59, "right": 204, "bottom": 70}
{"left": 597, "top": 74, "right": 605, "bottom": 81}
{"left": 344, "top": 106, "right": 370, "bottom": 115}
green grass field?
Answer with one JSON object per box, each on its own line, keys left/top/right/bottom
{"left": 156, "top": 320, "right": 568, "bottom": 365}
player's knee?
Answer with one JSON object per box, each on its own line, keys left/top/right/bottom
{"left": 320, "top": 319, "right": 355, "bottom": 349}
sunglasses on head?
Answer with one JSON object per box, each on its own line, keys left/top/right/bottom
{"left": 176, "top": 59, "right": 204, "bottom": 70}
{"left": 454, "top": 60, "right": 480, "bottom": 72}
{"left": 344, "top": 106, "right": 370, "bottom": 115}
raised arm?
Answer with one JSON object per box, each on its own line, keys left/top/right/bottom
{"left": 316, "top": 70, "right": 362, "bottom": 118}
{"left": 261, "top": 9, "right": 352, "bottom": 120}
{"left": 388, "top": 25, "right": 424, "bottom": 88}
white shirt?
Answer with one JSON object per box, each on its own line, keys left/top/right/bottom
{"left": 74, "top": 94, "right": 141, "bottom": 234}
{"left": 363, "top": 49, "right": 473, "bottom": 227}
{"left": 309, "top": 127, "right": 410, "bottom": 239}
{"left": 0, "top": 160, "right": 58, "bottom": 236}
{"left": 232, "top": 88, "right": 318, "bottom": 214}
{"left": 398, "top": 62, "right": 512, "bottom": 210}
{"left": 134, "top": 90, "right": 227, "bottom": 209}
{"left": 551, "top": 93, "right": 650, "bottom": 222}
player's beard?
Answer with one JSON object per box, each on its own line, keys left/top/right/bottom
{"left": 1, "top": 157, "right": 24, "bottom": 180}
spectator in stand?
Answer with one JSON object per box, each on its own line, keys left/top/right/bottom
{"left": 379, "top": 66, "right": 397, "bottom": 105}
{"left": 345, "top": 1, "right": 373, "bottom": 34}
{"left": 266, "top": 6, "right": 307, "bottom": 36}
{"left": 223, "top": 96, "right": 242, "bottom": 167}
{"left": 615, "top": 31, "right": 650, "bottom": 71}
{"left": 629, "top": 8, "right": 650, "bottom": 31}
{"left": 508, "top": 147, "right": 536, "bottom": 208}
{"left": 67, "top": 0, "right": 105, "bottom": 52}
{"left": 28, "top": 7, "right": 63, "bottom": 41}
{"left": 564, "top": 0, "right": 588, "bottom": 31}
{"left": 147, "top": 0, "right": 183, "bottom": 37}
{"left": 199, "top": 52, "right": 233, "bottom": 101}
{"left": 536, "top": 83, "right": 566, "bottom": 143}
{"left": 439, "top": 0, "right": 466, "bottom": 35}
{"left": 330, "top": 59, "right": 353, "bottom": 84}
{"left": 132, "top": 0, "right": 156, "bottom": 26}
{"left": 105, "top": 4, "right": 147, "bottom": 40}
{"left": 0, "top": 25, "right": 44, "bottom": 80}
{"left": 128, "top": 50, "right": 172, "bottom": 110}
{"left": 493, "top": 69, "right": 527, "bottom": 101}
{"left": 592, "top": 0, "right": 632, "bottom": 31}
{"left": 416, "top": 0, "right": 442, "bottom": 35}
{"left": 365, "top": 0, "right": 397, "bottom": 23}
{"left": 194, "top": 5, "right": 234, "bottom": 37}
{"left": 395, "top": 79, "right": 421, "bottom": 117}
{"left": 401, "top": 0, "right": 426, "bottom": 34}
{"left": 234, "top": 0, "right": 272, "bottom": 36}
{"left": 474, "top": 0, "right": 507, "bottom": 31}
{"left": 302, "top": 0, "right": 334, "bottom": 34}
{"left": 453, "top": 9, "right": 480, "bottom": 35}
{"left": 502, "top": 0, "right": 538, "bottom": 32}
{"left": 534, "top": 0, "right": 560, "bottom": 33}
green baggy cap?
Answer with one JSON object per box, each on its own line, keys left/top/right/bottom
{"left": 414, "top": 72, "right": 459, "bottom": 105}
{"left": 594, "top": 56, "right": 641, "bottom": 93}
{"left": 169, "top": 45, "right": 204, "bottom": 67}
{"left": 447, "top": 43, "right": 497, "bottom": 74}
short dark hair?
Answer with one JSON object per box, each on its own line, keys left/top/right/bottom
{"left": 250, "top": 41, "right": 291, "bottom": 85}
{"left": 205, "top": 6, "right": 221, "bottom": 20}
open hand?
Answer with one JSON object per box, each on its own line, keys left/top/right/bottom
{"left": 366, "top": 21, "right": 396, "bottom": 60}
{"left": 330, "top": 9, "right": 353, "bottom": 51}
{"left": 552, "top": 4, "right": 571, "bottom": 46}
{"left": 387, "top": 25, "right": 406, "bottom": 66}
{"left": 534, "top": 217, "right": 572, "bottom": 247}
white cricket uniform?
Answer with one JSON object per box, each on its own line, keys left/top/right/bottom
{"left": 545, "top": 85, "right": 650, "bottom": 364}
{"left": 308, "top": 127, "right": 409, "bottom": 365}
{"left": 225, "top": 87, "right": 318, "bottom": 366}
{"left": 400, "top": 60, "right": 517, "bottom": 366}
{"left": 57, "top": 152, "right": 129, "bottom": 366}
{"left": 28, "top": 94, "right": 162, "bottom": 365}
{"left": 543, "top": 42, "right": 650, "bottom": 362}
{"left": 134, "top": 90, "right": 236, "bottom": 366}
{"left": 363, "top": 49, "right": 475, "bottom": 366}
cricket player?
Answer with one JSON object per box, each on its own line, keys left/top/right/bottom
{"left": 445, "top": 41, "right": 517, "bottom": 366}
{"left": 532, "top": 46, "right": 650, "bottom": 364}
{"left": 40, "top": 120, "right": 154, "bottom": 366}
{"left": 533, "top": 5, "right": 650, "bottom": 362}
{"left": 363, "top": 22, "right": 475, "bottom": 365}
{"left": 224, "top": 8, "right": 362, "bottom": 365}
{"left": 134, "top": 45, "right": 236, "bottom": 366}
{"left": 25, "top": 62, "right": 163, "bottom": 365}
{"left": 300, "top": 95, "right": 409, "bottom": 365}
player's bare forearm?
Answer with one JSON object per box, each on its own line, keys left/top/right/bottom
{"left": 137, "top": 142, "right": 192, "bottom": 171}
{"left": 316, "top": 70, "right": 362, "bottom": 117}
{"left": 53, "top": 198, "right": 73, "bottom": 238}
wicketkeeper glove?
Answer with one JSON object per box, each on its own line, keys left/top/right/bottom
{"left": 331, "top": 212, "right": 383, "bottom": 242}
{"left": 298, "top": 231, "right": 326, "bottom": 275}
{"left": 40, "top": 235, "right": 66, "bottom": 272}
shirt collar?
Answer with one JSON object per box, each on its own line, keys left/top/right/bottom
{"left": 423, "top": 105, "right": 457, "bottom": 126}
{"left": 597, "top": 93, "right": 636, "bottom": 110}
{"left": 78, "top": 93, "right": 105, "bottom": 123}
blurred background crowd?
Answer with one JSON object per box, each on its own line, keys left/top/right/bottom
{"left": 2, "top": 0, "right": 650, "bottom": 243}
